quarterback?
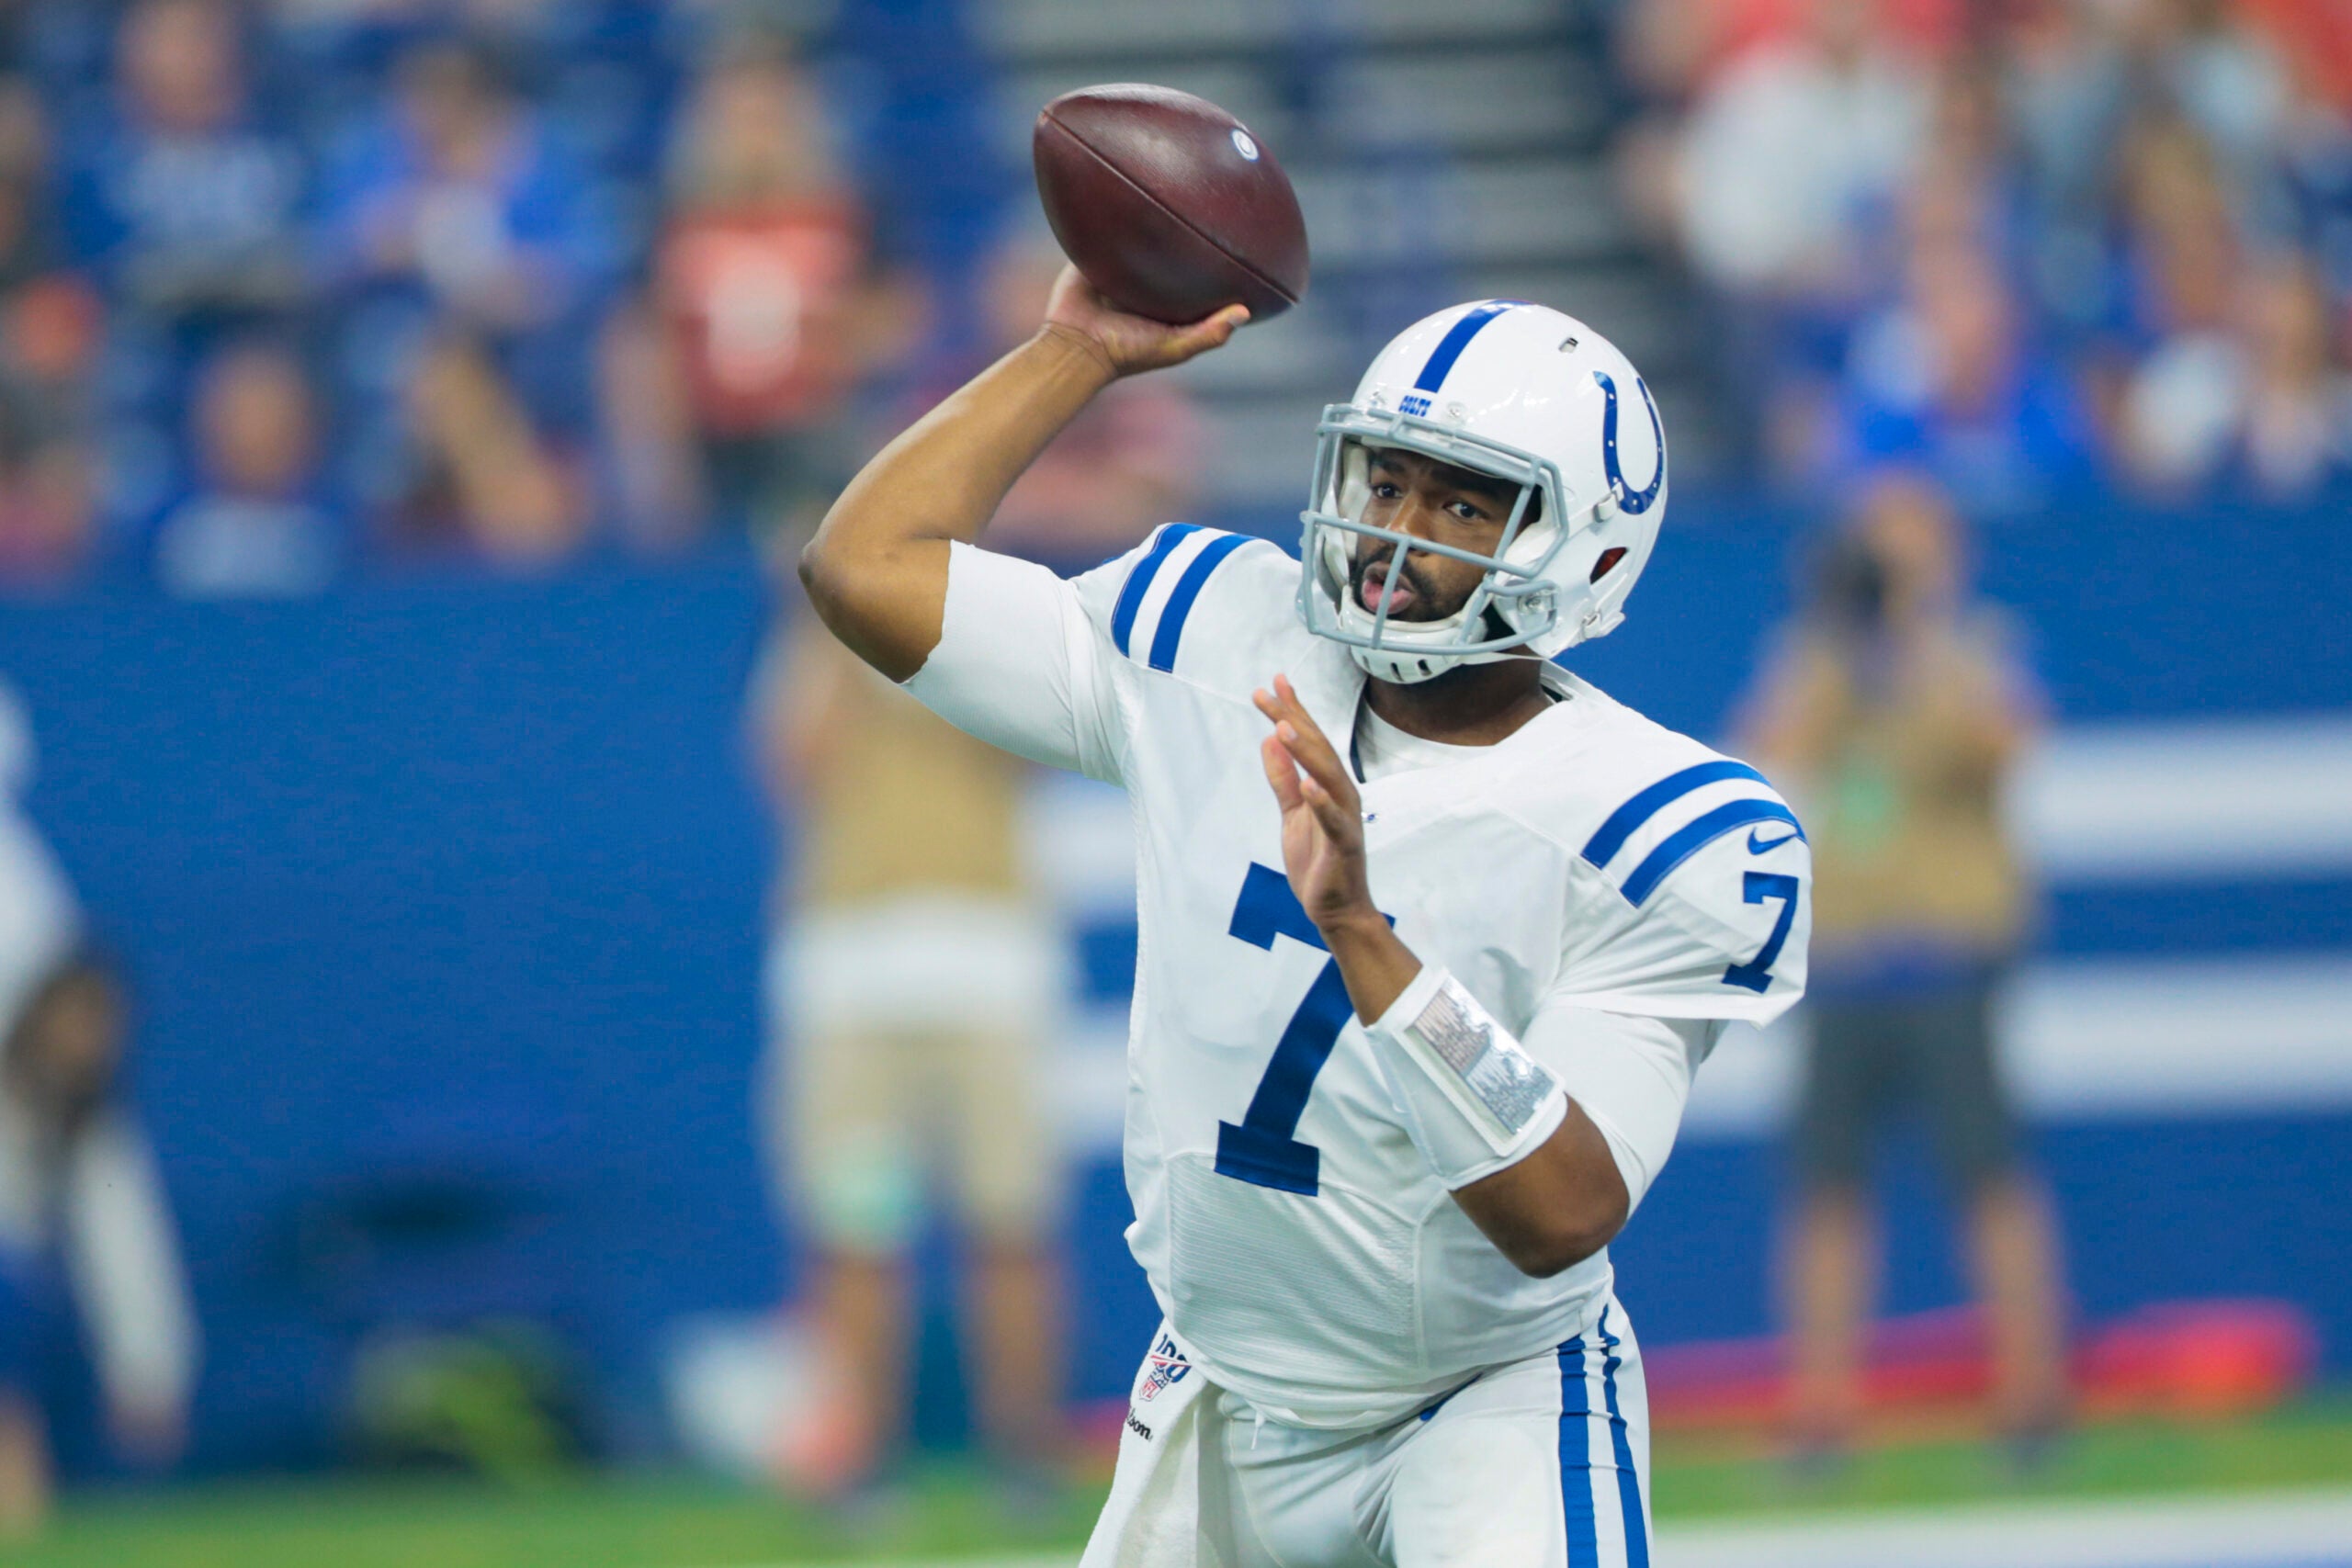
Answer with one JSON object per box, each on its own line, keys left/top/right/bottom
{"left": 800, "top": 275, "right": 1810, "bottom": 1566}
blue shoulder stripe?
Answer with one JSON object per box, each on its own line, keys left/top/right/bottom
{"left": 1148, "top": 533, "right": 1253, "bottom": 672}
{"left": 1619, "top": 798, "right": 1804, "bottom": 907}
{"left": 1109, "top": 523, "right": 1199, "bottom": 657}
{"left": 1581, "top": 761, "right": 1769, "bottom": 869}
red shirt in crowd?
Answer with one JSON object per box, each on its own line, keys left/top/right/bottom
{"left": 659, "top": 198, "right": 863, "bottom": 436}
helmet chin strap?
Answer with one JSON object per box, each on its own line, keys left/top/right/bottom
{"left": 1343, "top": 625, "right": 1541, "bottom": 685}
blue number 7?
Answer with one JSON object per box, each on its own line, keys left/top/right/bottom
{"left": 1721, "top": 871, "right": 1800, "bottom": 994}
{"left": 1214, "top": 863, "right": 1386, "bottom": 1198}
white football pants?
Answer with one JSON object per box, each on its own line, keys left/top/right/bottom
{"left": 1080, "top": 1303, "right": 1653, "bottom": 1568}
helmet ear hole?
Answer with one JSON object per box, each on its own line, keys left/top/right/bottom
{"left": 1590, "top": 547, "right": 1628, "bottom": 582}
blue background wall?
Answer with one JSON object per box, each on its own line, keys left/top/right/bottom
{"left": 0, "top": 559, "right": 780, "bottom": 1467}
{"left": 2, "top": 502, "right": 2345, "bottom": 1469}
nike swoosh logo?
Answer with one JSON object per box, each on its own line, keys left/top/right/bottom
{"left": 1748, "top": 827, "right": 1800, "bottom": 854}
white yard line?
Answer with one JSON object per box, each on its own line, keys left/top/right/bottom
{"left": 733, "top": 1487, "right": 2352, "bottom": 1568}
{"left": 1658, "top": 1487, "right": 2352, "bottom": 1568}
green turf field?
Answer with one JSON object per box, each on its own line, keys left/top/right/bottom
{"left": 19, "top": 1398, "right": 2352, "bottom": 1568}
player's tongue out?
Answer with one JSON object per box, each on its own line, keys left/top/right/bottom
{"left": 1358, "top": 558, "right": 1429, "bottom": 617}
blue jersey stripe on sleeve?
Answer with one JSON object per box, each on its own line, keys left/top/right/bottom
{"left": 1580, "top": 761, "right": 1770, "bottom": 869}
{"left": 1148, "top": 533, "right": 1253, "bottom": 672}
{"left": 1413, "top": 300, "right": 1526, "bottom": 393}
{"left": 1619, "top": 798, "right": 1804, "bottom": 907}
{"left": 1110, "top": 523, "right": 1200, "bottom": 657}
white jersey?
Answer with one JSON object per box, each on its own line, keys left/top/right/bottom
{"left": 907, "top": 525, "right": 1810, "bottom": 1430}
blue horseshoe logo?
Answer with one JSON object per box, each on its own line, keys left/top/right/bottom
{"left": 1595, "top": 371, "right": 1665, "bottom": 515}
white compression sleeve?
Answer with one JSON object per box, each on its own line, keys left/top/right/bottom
{"left": 1521, "top": 1005, "right": 1713, "bottom": 1213}
{"left": 1363, "top": 966, "right": 1569, "bottom": 1190}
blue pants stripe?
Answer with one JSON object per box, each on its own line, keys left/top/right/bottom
{"left": 1598, "top": 1307, "right": 1650, "bottom": 1568}
{"left": 1555, "top": 1337, "right": 1600, "bottom": 1565}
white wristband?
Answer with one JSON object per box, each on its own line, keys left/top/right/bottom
{"left": 1366, "top": 965, "right": 1568, "bottom": 1190}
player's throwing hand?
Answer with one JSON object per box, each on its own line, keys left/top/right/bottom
{"left": 1254, "top": 676, "right": 1374, "bottom": 935}
{"left": 1044, "top": 265, "right": 1249, "bottom": 378}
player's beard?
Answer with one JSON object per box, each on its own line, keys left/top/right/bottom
{"left": 1351, "top": 544, "right": 1463, "bottom": 624}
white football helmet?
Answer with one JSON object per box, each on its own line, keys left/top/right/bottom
{"left": 1296, "top": 299, "right": 1668, "bottom": 683}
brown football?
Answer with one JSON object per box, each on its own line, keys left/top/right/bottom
{"left": 1033, "top": 84, "right": 1309, "bottom": 325}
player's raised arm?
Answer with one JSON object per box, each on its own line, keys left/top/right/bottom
{"left": 797, "top": 268, "right": 1245, "bottom": 681}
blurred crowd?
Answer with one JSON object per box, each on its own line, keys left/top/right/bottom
{"left": 0, "top": 0, "right": 996, "bottom": 595}
{"left": 0, "top": 0, "right": 2332, "bottom": 601}
{"left": 1620, "top": 0, "right": 2352, "bottom": 513}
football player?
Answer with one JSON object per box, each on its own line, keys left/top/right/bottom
{"left": 799, "top": 274, "right": 1811, "bottom": 1567}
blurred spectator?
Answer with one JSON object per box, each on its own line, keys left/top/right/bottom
{"left": 0, "top": 85, "right": 59, "bottom": 286}
{"left": 0, "top": 269, "right": 97, "bottom": 589}
{"left": 1834, "top": 240, "right": 2099, "bottom": 514}
{"left": 2118, "top": 114, "right": 2242, "bottom": 347}
{"left": 152, "top": 340, "right": 339, "bottom": 597}
{"left": 2121, "top": 0, "right": 2290, "bottom": 210}
{"left": 2273, "top": 42, "right": 2352, "bottom": 303}
{"left": 63, "top": 0, "right": 305, "bottom": 536}
{"left": 0, "top": 442, "right": 92, "bottom": 592}
{"left": 747, "top": 249, "right": 1202, "bottom": 1497}
{"left": 2001, "top": 0, "right": 2134, "bottom": 339}
{"left": 1671, "top": 0, "right": 1928, "bottom": 305}
{"left": 378, "top": 333, "right": 584, "bottom": 564}
{"left": 1740, "top": 475, "right": 2067, "bottom": 1461}
{"left": 1667, "top": 0, "right": 1929, "bottom": 468}
{"left": 65, "top": 0, "right": 306, "bottom": 324}
{"left": 2245, "top": 0, "right": 2352, "bottom": 120}
{"left": 319, "top": 37, "right": 616, "bottom": 560}
{"left": 320, "top": 37, "right": 615, "bottom": 346}
{"left": 0, "top": 80, "right": 97, "bottom": 589}
{"left": 2121, "top": 249, "right": 2352, "bottom": 498}
{"left": 604, "top": 31, "right": 911, "bottom": 547}
{"left": 2098, "top": 106, "right": 2352, "bottom": 501}
{"left": 1623, "top": 0, "right": 1959, "bottom": 103}
{"left": 0, "top": 688, "right": 195, "bottom": 1533}
{"left": 752, "top": 615, "right": 1071, "bottom": 1498}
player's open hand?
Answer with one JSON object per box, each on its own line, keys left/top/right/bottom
{"left": 1255, "top": 676, "right": 1377, "bottom": 935}
{"left": 1044, "top": 265, "right": 1248, "bottom": 378}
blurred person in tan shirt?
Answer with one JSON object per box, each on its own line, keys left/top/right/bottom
{"left": 750, "top": 233, "right": 1200, "bottom": 1497}
{"left": 753, "top": 623, "right": 1063, "bottom": 1499}
{"left": 1740, "top": 473, "right": 2066, "bottom": 1461}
